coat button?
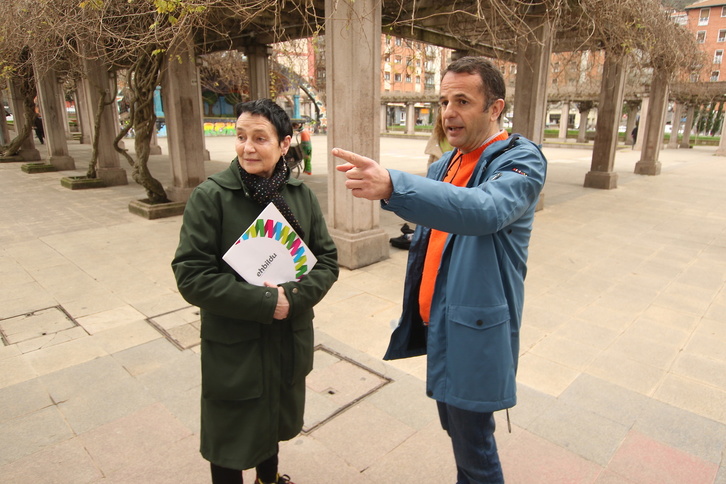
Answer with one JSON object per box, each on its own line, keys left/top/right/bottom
{"left": 264, "top": 291, "right": 272, "bottom": 298}
{"left": 476, "top": 320, "right": 484, "bottom": 326}
{"left": 426, "top": 390, "right": 433, "bottom": 397}
{"left": 292, "top": 288, "right": 299, "bottom": 294}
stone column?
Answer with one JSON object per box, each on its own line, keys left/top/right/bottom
{"left": 667, "top": 101, "right": 683, "bottom": 149}
{"left": 81, "top": 59, "right": 128, "bottom": 185}
{"left": 584, "top": 50, "right": 626, "bottom": 189}
{"left": 512, "top": 16, "right": 553, "bottom": 144}
{"left": 624, "top": 100, "right": 639, "bottom": 145}
{"left": 558, "top": 101, "right": 570, "bottom": 141}
{"left": 57, "top": 82, "right": 72, "bottom": 140}
{"left": 633, "top": 96, "right": 649, "bottom": 150}
{"left": 194, "top": 60, "right": 210, "bottom": 161}
{"left": 635, "top": 68, "right": 669, "bottom": 176}
{"left": 35, "top": 65, "right": 75, "bottom": 170}
{"left": 0, "top": 89, "right": 11, "bottom": 145}
{"left": 576, "top": 103, "right": 591, "bottom": 143}
{"left": 74, "top": 85, "right": 92, "bottom": 144}
{"left": 161, "top": 34, "right": 206, "bottom": 202}
{"left": 406, "top": 102, "right": 416, "bottom": 135}
{"left": 380, "top": 103, "right": 387, "bottom": 133}
{"left": 325, "top": 0, "right": 389, "bottom": 269}
{"left": 246, "top": 44, "right": 272, "bottom": 100}
{"left": 8, "top": 77, "right": 40, "bottom": 161}
{"left": 680, "top": 104, "right": 695, "bottom": 149}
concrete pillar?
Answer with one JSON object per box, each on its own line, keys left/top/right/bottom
{"left": 512, "top": 16, "right": 553, "bottom": 144}
{"left": 558, "top": 101, "right": 570, "bottom": 141}
{"left": 0, "top": 89, "right": 11, "bottom": 144}
{"left": 624, "top": 100, "right": 639, "bottom": 145}
{"left": 81, "top": 59, "right": 128, "bottom": 185}
{"left": 57, "top": 82, "right": 72, "bottom": 140}
{"left": 8, "top": 77, "right": 41, "bottom": 161}
{"left": 584, "top": 51, "right": 626, "bottom": 189}
{"left": 633, "top": 96, "right": 649, "bottom": 150}
{"left": 680, "top": 104, "right": 695, "bottom": 149}
{"left": 406, "top": 102, "right": 416, "bottom": 135}
{"left": 149, "top": 128, "right": 162, "bottom": 155}
{"left": 74, "top": 85, "right": 92, "bottom": 144}
{"left": 635, "top": 68, "right": 669, "bottom": 176}
{"left": 577, "top": 106, "right": 590, "bottom": 143}
{"left": 380, "top": 103, "right": 387, "bottom": 133}
{"left": 325, "top": 0, "right": 389, "bottom": 269}
{"left": 35, "top": 65, "right": 75, "bottom": 170}
{"left": 194, "top": 60, "right": 210, "bottom": 161}
{"left": 161, "top": 34, "right": 206, "bottom": 202}
{"left": 667, "top": 101, "right": 683, "bottom": 149}
{"left": 246, "top": 44, "right": 272, "bottom": 100}
{"left": 715, "top": 121, "right": 726, "bottom": 156}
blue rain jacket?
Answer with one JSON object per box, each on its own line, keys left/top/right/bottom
{"left": 382, "top": 135, "right": 547, "bottom": 412}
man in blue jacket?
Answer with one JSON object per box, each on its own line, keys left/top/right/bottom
{"left": 334, "top": 56, "right": 547, "bottom": 483}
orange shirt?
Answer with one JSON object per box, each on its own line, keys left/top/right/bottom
{"left": 419, "top": 131, "right": 509, "bottom": 323}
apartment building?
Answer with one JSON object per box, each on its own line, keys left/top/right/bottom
{"left": 685, "top": 0, "right": 726, "bottom": 81}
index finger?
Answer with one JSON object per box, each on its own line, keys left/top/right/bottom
{"left": 332, "top": 148, "right": 371, "bottom": 168}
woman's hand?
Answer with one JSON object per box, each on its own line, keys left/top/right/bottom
{"left": 264, "top": 282, "right": 290, "bottom": 319}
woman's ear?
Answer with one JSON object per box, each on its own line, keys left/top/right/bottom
{"left": 280, "top": 135, "right": 292, "bottom": 155}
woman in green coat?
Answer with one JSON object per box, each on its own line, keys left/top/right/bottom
{"left": 172, "top": 99, "right": 338, "bottom": 484}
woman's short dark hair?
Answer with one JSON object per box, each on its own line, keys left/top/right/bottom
{"left": 235, "top": 99, "right": 293, "bottom": 142}
{"left": 443, "top": 57, "right": 506, "bottom": 116}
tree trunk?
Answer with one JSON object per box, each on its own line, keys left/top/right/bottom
{"left": 113, "top": 50, "right": 169, "bottom": 203}
{"left": 2, "top": 66, "right": 37, "bottom": 157}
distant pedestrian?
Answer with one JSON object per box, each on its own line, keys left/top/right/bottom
{"left": 34, "top": 114, "right": 44, "bottom": 145}
{"left": 631, "top": 125, "right": 638, "bottom": 149}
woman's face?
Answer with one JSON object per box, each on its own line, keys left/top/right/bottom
{"left": 235, "top": 113, "right": 291, "bottom": 178}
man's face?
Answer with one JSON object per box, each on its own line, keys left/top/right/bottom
{"left": 439, "top": 71, "right": 501, "bottom": 154}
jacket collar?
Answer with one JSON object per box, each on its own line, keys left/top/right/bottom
{"left": 210, "top": 159, "right": 303, "bottom": 195}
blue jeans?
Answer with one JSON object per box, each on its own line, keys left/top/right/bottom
{"left": 437, "top": 401, "right": 504, "bottom": 484}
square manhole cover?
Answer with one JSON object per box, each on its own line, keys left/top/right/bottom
{"left": 303, "top": 345, "right": 391, "bottom": 433}
{"left": 147, "top": 307, "right": 201, "bottom": 350}
{"left": 0, "top": 306, "right": 78, "bottom": 345}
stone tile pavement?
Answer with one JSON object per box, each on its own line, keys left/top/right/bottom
{"left": 0, "top": 134, "right": 725, "bottom": 483}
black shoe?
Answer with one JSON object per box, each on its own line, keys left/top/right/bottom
{"left": 400, "top": 223, "right": 414, "bottom": 234}
{"left": 389, "top": 234, "right": 411, "bottom": 250}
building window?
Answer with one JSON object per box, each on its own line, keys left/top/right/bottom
{"left": 719, "top": 30, "right": 726, "bottom": 42}
{"left": 690, "top": 72, "right": 700, "bottom": 82}
{"left": 395, "top": 38, "right": 402, "bottom": 46}
{"left": 699, "top": 8, "right": 710, "bottom": 25}
{"left": 510, "top": 65, "right": 517, "bottom": 74}
{"left": 405, "top": 74, "right": 412, "bottom": 83}
{"left": 711, "top": 70, "right": 719, "bottom": 81}
{"left": 394, "top": 55, "right": 402, "bottom": 64}
{"left": 384, "top": 54, "right": 390, "bottom": 62}
{"left": 722, "top": 6, "right": 726, "bottom": 16}
{"left": 394, "top": 73, "right": 402, "bottom": 82}
{"left": 553, "top": 62, "right": 560, "bottom": 73}
{"left": 385, "top": 72, "right": 391, "bottom": 81}
{"left": 697, "top": 31, "right": 707, "bottom": 43}
{"left": 715, "top": 50, "right": 723, "bottom": 64}
{"left": 551, "top": 78, "right": 558, "bottom": 87}
{"left": 416, "top": 75, "right": 421, "bottom": 84}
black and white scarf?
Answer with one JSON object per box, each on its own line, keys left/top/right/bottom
{"left": 238, "top": 157, "right": 305, "bottom": 238}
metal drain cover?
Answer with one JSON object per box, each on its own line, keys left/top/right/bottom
{"left": 303, "top": 345, "right": 391, "bottom": 433}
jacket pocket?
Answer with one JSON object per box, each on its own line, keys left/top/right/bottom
{"left": 289, "top": 311, "right": 314, "bottom": 383}
{"left": 201, "top": 337, "right": 263, "bottom": 401}
{"left": 445, "top": 304, "right": 515, "bottom": 403}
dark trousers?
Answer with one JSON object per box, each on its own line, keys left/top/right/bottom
{"left": 210, "top": 447, "right": 279, "bottom": 484}
{"left": 437, "top": 401, "right": 504, "bottom": 484}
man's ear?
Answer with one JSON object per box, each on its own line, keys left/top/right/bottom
{"left": 489, "top": 99, "right": 505, "bottom": 121}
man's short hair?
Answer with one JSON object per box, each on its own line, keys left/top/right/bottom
{"left": 443, "top": 57, "right": 506, "bottom": 113}
{"left": 235, "top": 99, "right": 293, "bottom": 142}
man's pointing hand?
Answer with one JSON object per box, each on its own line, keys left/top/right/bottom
{"left": 333, "top": 147, "right": 393, "bottom": 201}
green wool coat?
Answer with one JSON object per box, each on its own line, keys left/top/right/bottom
{"left": 172, "top": 160, "right": 338, "bottom": 470}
